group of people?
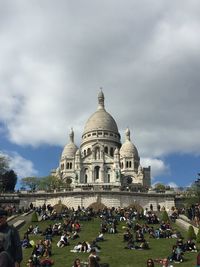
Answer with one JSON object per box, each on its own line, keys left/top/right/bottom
{"left": 1, "top": 202, "right": 200, "bottom": 267}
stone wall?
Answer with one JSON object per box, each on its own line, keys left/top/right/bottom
{"left": 17, "top": 191, "right": 175, "bottom": 210}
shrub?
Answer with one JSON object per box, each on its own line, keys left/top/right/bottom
{"left": 187, "top": 225, "right": 196, "bottom": 240}
{"left": 31, "top": 211, "right": 38, "bottom": 222}
{"left": 196, "top": 228, "right": 200, "bottom": 243}
{"left": 161, "top": 210, "right": 169, "bottom": 222}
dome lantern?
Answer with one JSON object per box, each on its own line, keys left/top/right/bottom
{"left": 98, "top": 88, "right": 105, "bottom": 110}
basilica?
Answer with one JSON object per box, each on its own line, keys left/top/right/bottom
{"left": 52, "top": 91, "right": 151, "bottom": 189}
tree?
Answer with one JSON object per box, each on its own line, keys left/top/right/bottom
{"left": 2, "top": 170, "right": 17, "bottom": 192}
{"left": 0, "top": 155, "right": 9, "bottom": 175}
{"left": 31, "top": 211, "right": 38, "bottom": 222}
{"left": 37, "top": 175, "right": 63, "bottom": 191}
{"left": 187, "top": 225, "right": 196, "bottom": 240}
{"left": 154, "top": 183, "right": 166, "bottom": 192}
{"left": 161, "top": 210, "right": 169, "bottom": 222}
{"left": 196, "top": 228, "right": 200, "bottom": 243}
{"left": 21, "top": 177, "right": 39, "bottom": 191}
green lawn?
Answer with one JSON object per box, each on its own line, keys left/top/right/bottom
{"left": 19, "top": 218, "right": 198, "bottom": 267}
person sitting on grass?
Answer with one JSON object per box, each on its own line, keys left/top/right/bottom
{"left": 124, "top": 238, "right": 135, "bottom": 250}
{"left": 169, "top": 245, "right": 183, "bottom": 263}
{"left": 33, "top": 225, "right": 40, "bottom": 235}
{"left": 43, "top": 239, "right": 52, "bottom": 257}
{"left": 95, "top": 231, "right": 104, "bottom": 242}
{"left": 90, "top": 240, "right": 101, "bottom": 252}
{"left": 146, "top": 258, "right": 154, "bottom": 267}
{"left": 123, "top": 229, "right": 133, "bottom": 242}
{"left": 160, "top": 258, "right": 174, "bottom": 267}
{"left": 57, "top": 232, "right": 70, "bottom": 248}
{"left": 184, "top": 239, "right": 197, "bottom": 252}
{"left": 135, "top": 229, "right": 145, "bottom": 242}
{"left": 72, "top": 258, "right": 81, "bottom": 267}
{"left": 21, "top": 235, "right": 31, "bottom": 248}
{"left": 81, "top": 241, "right": 89, "bottom": 252}
{"left": 136, "top": 240, "right": 149, "bottom": 250}
{"left": 40, "top": 256, "right": 54, "bottom": 266}
{"left": 71, "top": 231, "right": 80, "bottom": 240}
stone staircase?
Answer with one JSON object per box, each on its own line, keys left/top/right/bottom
{"left": 176, "top": 214, "right": 199, "bottom": 234}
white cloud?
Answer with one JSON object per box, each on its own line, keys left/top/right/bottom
{"left": 0, "top": 151, "right": 38, "bottom": 178}
{"left": 168, "top": 182, "right": 178, "bottom": 188}
{"left": 140, "top": 157, "right": 169, "bottom": 179}
{"left": 0, "top": 1, "right": 200, "bottom": 159}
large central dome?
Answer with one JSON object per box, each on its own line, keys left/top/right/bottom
{"left": 84, "top": 109, "right": 119, "bottom": 134}
{"left": 83, "top": 90, "right": 119, "bottom": 135}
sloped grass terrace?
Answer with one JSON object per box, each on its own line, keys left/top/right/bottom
{"left": 19, "top": 217, "right": 198, "bottom": 267}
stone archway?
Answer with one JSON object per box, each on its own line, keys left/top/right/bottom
{"left": 127, "top": 201, "right": 143, "bottom": 212}
{"left": 53, "top": 200, "right": 68, "bottom": 213}
{"left": 88, "top": 202, "right": 107, "bottom": 211}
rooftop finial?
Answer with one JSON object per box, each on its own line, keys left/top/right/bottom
{"left": 125, "top": 128, "right": 130, "bottom": 141}
{"left": 69, "top": 127, "right": 74, "bottom": 143}
{"left": 98, "top": 88, "right": 105, "bottom": 110}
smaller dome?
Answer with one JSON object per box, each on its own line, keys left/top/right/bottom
{"left": 62, "top": 143, "right": 78, "bottom": 158}
{"left": 120, "top": 141, "right": 138, "bottom": 158}
{"left": 120, "top": 128, "right": 139, "bottom": 158}
{"left": 61, "top": 129, "right": 78, "bottom": 158}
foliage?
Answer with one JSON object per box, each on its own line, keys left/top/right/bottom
{"left": 161, "top": 210, "right": 169, "bottom": 222}
{"left": 184, "top": 182, "right": 200, "bottom": 206}
{"left": 21, "top": 177, "right": 39, "bottom": 191}
{"left": 0, "top": 154, "right": 9, "bottom": 175}
{"left": 154, "top": 183, "right": 166, "bottom": 192}
{"left": 31, "top": 211, "right": 38, "bottom": 222}
{"left": 187, "top": 225, "right": 196, "bottom": 240}
{"left": 1, "top": 170, "right": 17, "bottom": 192}
{"left": 0, "top": 155, "right": 17, "bottom": 192}
{"left": 196, "top": 228, "right": 200, "bottom": 243}
{"left": 37, "top": 175, "right": 64, "bottom": 191}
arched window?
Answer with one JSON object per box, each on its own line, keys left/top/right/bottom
{"left": 70, "top": 162, "right": 72, "bottom": 169}
{"left": 126, "top": 161, "right": 129, "bottom": 168}
{"left": 95, "top": 147, "right": 100, "bottom": 160}
{"left": 110, "top": 147, "right": 114, "bottom": 157}
{"left": 129, "top": 161, "right": 132, "bottom": 168}
{"left": 87, "top": 147, "right": 91, "bottom": 154}
{"left": 67, "top": 162, "right": 70, "bottom": 169}
{"left": 121, "top": 162, "right": 124, "bottom": 169}
{"left": 84, "top": 150, "right": 86, "bottom": 156}
{"left": 84, "top": 168, "right": 88, "bottom": 184}
{"left": 104, "top": 146, "right": 108, "bottom": 154}
{"left": 106, "top": 168, "right": 111, "bottom": 183}
{"left": 94, "top": 166, "right": 100, "bottom": 180}
{"left": 85, "top": 174, "right": 88, "bottom": 183}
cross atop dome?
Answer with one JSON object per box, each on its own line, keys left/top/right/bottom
{"left": 69, "top": 127, "right": 74, "bottom": 143}
{"left": 125, "top": 128, "right": 131, "bottom": 141}
{"left": 98, "top": 88, "right": 105, "bottom": 110}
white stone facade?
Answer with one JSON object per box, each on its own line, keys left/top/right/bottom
{"left": 52, "top": 90, "right": 151, "bottom": 188}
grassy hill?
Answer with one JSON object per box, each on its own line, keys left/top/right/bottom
{"left": 19, "top": 217, "right": 198, "bottom": 267}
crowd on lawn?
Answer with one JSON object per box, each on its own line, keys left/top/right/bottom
{"left": 0, "top": 202, "right": 199, "bottom": 266}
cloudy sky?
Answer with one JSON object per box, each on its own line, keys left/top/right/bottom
{"left": 0, "top": 0, "right": 200, "bottom": 188}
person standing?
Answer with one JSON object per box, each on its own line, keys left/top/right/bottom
{"left": 0, "top": 235, "right": 14, "bottom": 267}
{"left": 0, "top": 209, "right": 22, "bottom": 267}
{"left": 88, "top": 248, "right": 100, "bottom": 267}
